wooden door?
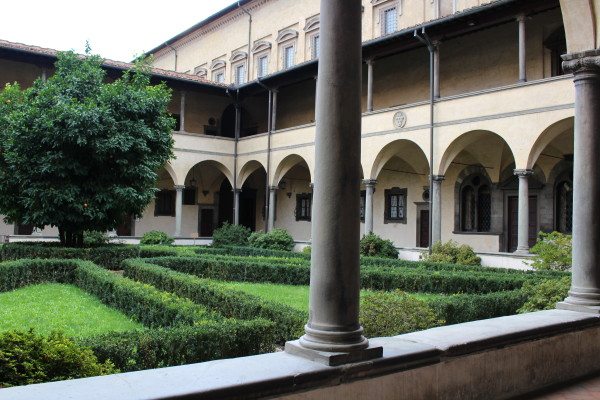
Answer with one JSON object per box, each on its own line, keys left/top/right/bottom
{"left": 419, "top": 209, "right": 429, "bottom": 248}
{"left": 200, "top": 209, "right": 214, "bottom": 237}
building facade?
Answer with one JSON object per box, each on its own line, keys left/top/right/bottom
{"left": 0, "top": 0, "right": 573, "bottom": 254}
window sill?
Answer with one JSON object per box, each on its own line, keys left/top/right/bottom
{"left": 384, "top": 219, "right": 407, "bottom": 224}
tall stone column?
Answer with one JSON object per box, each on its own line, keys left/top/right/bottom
{"left": 431, "top": 175, "right": 444, "bottom": 245}
{"left": 233, "top": 189, "right": 241, "bottom": 226}
{"left": 268, "top": 186, "right": 277, "bottom": 231}
{"left": 363, "top": 180, "right": 376, "bottom": 234}
{"left": 180, "top": 91, "right": 186, "bottom": 132}
{"left": 366, "top": 59, "right": 374, "bottom": 112}
{"left": 514, "top": 169, "right": 533, "bottom": 254}
{"left": 517, "top": 14, "right": 527, "bottom": 82}
{"left": 558, "top": 51, "right": 600, "bottom": 312}
{"left": 433, "top": 43, "right": 441, "bottom": 99}
{"left": 285, "top": 0, "right": 382, "bottom": 365}
{"left": 174, "top": 185, "right": 185, "bottom": 237}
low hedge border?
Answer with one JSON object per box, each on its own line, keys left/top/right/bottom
{"left": 122, "top": 259, "right": 305, "bottom": 343}
{"left": 197, "top": 245, "right": 311, "bottom": 260}
{"left": 145, "top": 256, "right": 527, "bottom": 294}
{"left": 0, "top": 258, "right": 275, "bottom": 371}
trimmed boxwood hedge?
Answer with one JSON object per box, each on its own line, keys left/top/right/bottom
{"left": 148, "top": 256, "right": 527, "bottom": 294}
{"left": 0, "top": 258, "right": 275, "bottom": 372}
{"left": 196, "top": 245, "right": 311, "bottom": 260}
{"left": 123, "top": 259, "right": 305, "bottom": 343}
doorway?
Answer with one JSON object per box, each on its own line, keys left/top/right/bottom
{"left": 507, "top": 196, "right": 538, "bottom": 252}
{"left": 199, "top": 208, "right": 215, "bottom": 237}
{"left": 419, "top": 209, "right": 430, "bottom": 248}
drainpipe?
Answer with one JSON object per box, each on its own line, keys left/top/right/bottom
{"left": 258, "top": 78, "right": 274, "bottom": 232}
{"left": 165, "top": 43, "right": 178, "bottom": 72}
{"left": 415, "top": 27, "right": 436, "bottom": 254}
{"left": 238, "top": 1, "right": 252, "bottom": 83}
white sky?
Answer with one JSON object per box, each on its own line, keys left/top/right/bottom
{"left": 0, "top": 0, "right": 235, "bottom": 62}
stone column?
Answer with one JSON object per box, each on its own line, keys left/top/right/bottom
{"left": 174, "top": 185, "right": 185, "bottom": 237}
{"left": 514, "top": 169, "right": 533, "bottom": 254}
{"left": 285, "top": 0, "right": 382, "bottom": 365}
{"left": 233, "top": 189, "right": 241, "bottom": 226}
{"left": 431, "top": 175, "right": 444, "bottom": 245}
{"left": 271, "top": 91, "right": 278, "bottom": 131}
{"left": 366, "top": 59, "right": 374, "bottom": 112}
{"left": 557, "top": 51, "right": 600, "bottom": 312}
{"left": 363, "top": 180, "right": 376, "bottom": 234}
{"left": 517, "top": 14, "right": 527, "bottom": 83}
{"left": 268, "top": 186, "right": 277, "bottom": 231}
{"left": 180, "top": 91, "right": 186, "bottom": 132}
{"left": 433, "top": 43, "right": 441, "bottom": 99}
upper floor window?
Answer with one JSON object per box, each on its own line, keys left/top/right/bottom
{"left": 214, "top": 71, "right": 225, "bottom": 83}
{"left": 257, "top": 55, "right": 268, "bottom": 78}
{"left": 234, "top": 63, "right": 246, "bottom": 85}
{"left": 383, "top": 7, "right": 397, "bottom": 35}
{"left": 310, "top": 34, "right": 320, "bottom": 60}
{"left": 283, "top": 45, "right": 295, "bottom": 69}
{"left": 460, "top": 174, "right": 491, "bottom": 232}
{"left": 296, "top": 193, "right": 312, "bottom": 221}
{"left": 384, "top": 187, "right": 407, "bottom": 223}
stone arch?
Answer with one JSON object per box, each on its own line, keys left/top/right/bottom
{"left": 276, "top": 28, "right": 299, "bottom": 43}
{"left": 183, "top": 160, "right": 234, "bottom": 189}
{"left": 558, "top": 0, "right": 598, "bottom": 53}
{"left": 251, "top": 40, "right": 272, "bottom": 53}
{"left": 211, "top": 59, "right": 226, "bottom": 70}
{"left": 162, "top": 162, "right": 179, "bottom": 186}
{"left": 526, "top": 117, "right": 574, "bottom": 170}
{"left": 272, "top": 154, "right": 312, "bottom": 186}
{"left": 369, "top": 139, "right": 429, "bottom": 180}
{"left": 230, "top": 50, "right": 248, "bottom": 63}
{"left": 238, "top": 159, "right": 267, "bottom": 187}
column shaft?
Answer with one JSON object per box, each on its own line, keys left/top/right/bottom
{"left": 433, "top": 45, "right": 440, "bottom": 99}
{"left": 558, "top": 51, "right": 600, "bottom": 311}
{"left": 180, "top": 91, "right": 186, "bottom": 132}
{"left": 174, "top": 185, "right": 184, "bottom": 237}
{"left": 233, "top": 189, "right": 241, "bottom": 226}
{"left": 268, "top": 187, "right": 276, "bottom": 231}
{"left": 431, "top": 175, "right": 444, "bottom": 245}
{"left": 366, "top": 59, "right": 374, "bottom": 112}
{"left": 271, "top": 91, "right": 278, "bottom": 131}
{"left": 363, "top": 180, "right": 376, "bottom": 234}
{"left": 514, "top": 170, "right": 533, "bottom": 254}
{"left": 518, "top": 15, "right": 527, "bottom": 82}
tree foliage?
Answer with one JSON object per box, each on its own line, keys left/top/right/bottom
{"left": 529, "top": 231, "right": 572, "bottom": 271}
{"left": 0, "top": 50, "right": 174, "bottom": 246}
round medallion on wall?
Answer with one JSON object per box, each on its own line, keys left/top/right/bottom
{"left": 393, "top": 111, "right": 407, "bottom": 129}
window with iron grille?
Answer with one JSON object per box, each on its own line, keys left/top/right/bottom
{"left": 311, "top": 34, "right": 320, "bottom": 59}
{"left": 296, "top": 193, "right": 312, "bottom": 221}
{"left": 283, "top": 45, "right": 295, "bottom": 69}
{"left": 213, "top": 71, "right": 225, "bottom": 83}
{"left": 382, "top": 7, "right": 397, "bottom": 35}
{"left": 384, "top": 187, "right": 407, "bottom": 223}
{"left": 257, "top": 55, "right": 268, "bottom": 78}
{"left": 234, "top": 64, "right": 246, "bottom": 85}
{"left": 460, "top": 174, "right": 491, "bottom": 232}
{"left": 154, "top": 190, "right": 175, "bottom": 216}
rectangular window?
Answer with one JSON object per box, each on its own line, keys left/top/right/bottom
{"left": 257, "top": 55, "right": 268, "bottom": 78}
{"left": 296, "top": 193, "right": 312, "bottom": 221}
{"left": 383, "top": 7, "right": 397, "bottom": 35}
{"left": 235, "top": 64, "right": 246, "bottom": 85}
{"left": 213, "top": 71, "right": 225, "bottom": 83}
{"left": 360, "top": 190, "right": 366, "bottom": 221}
{"left": 384, "top": 187, "right": 407, "bottom": 223}
{"left": 154, "top": 190, "right": 175, "bottom": 217}
{"left": 183, "top": 187, "right": 196, "bottom": 205}
{"left": 284, "top": 45, "right": 295, "bottom": 69}
{"left": 311, "top": 35, "right": 320, "bottom": 59}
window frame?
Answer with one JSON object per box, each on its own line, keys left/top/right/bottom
{"left": 257, "top": 54, "right": 269, "bottom": 78}
{"left": 382, "top": 6, "right": 398, "bottom": 35}
{"left": 154, "top": 189, "right": 176, "bottom": 217}
{"left": 384, "top": 187, "right": 407, "bottom": 224}
{"left": 212, "top": 69, "right": 225, "bottom": 84}
{"left": 310, "top": 33, "right": 320, "bottom": 60}
{"left": 459, "top": 174, "right": 492, "bottom": 233}
{"left": 233, "top": 62, "right": 247, "bottom": 85}
{"left": 295, "top": 193, "right": 312, "bottom": 221}
{"left": 283, "top": 44, "right": 295, "bottom": 69}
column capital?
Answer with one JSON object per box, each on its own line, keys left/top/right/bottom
{"left": 432, "top": 175, "right": 445, "bottom": 182}
{"left": 232, "top": 188, "right": 242, "bottom": 194}
{"left": 516, "top": 13, "right": 526, "bottom": 23}
{"left": 513, "top": 169, "right": 533, "bottom": 177}
{"left": 174, "top": 185, "right": 186, "bottom": 191}
{"left": 362, "top": 179, "right": 377, "bottom": 187}
{"left": 269, "top": 185, "right": 278, "bottom": 191}
{"left": 563, "top": 50, "right": 600, "bottom": 75}
{"left": 309, "top": 182, "right": 314, "bottom": 189}
{"left": 365, "top": 58, "right": 375, "bottom": 66}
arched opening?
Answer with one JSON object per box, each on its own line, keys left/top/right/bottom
{"left": 220, "top": 105, "right": 258, "bottom": 138}
{"left": 544, "top": 26, "right": 567, "bottom": 77}
{"left": 238, "top": 161, "right": 267, "bottom": 232}
{"left": 136, "top": 167, "right": 176, "bottom": 237}
{"left": 459, "top": 173, "right": 491, "bottom": 232}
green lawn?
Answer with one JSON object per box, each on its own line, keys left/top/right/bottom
{"left": 214, "top": 281, "right": 442, "bottom": 312}
{"left": 0, "top": 283, "right": 144, "bottom": 338}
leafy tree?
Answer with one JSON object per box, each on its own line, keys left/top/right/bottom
{"left": 0, "top": 50, "right": 174, "bottom": 246}
{"left": 529, "top": 231, "right": 572, "bottom": 271}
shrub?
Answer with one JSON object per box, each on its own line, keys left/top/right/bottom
{"left": 530, "top": 231, "right": 572, "bottom": 271}
{"left": 212, "top": 222, "right": 251, "bottom": 247}
{"left": 518, "top": 276, "right": 571, "bottom": 313}
{"left": 360, "top": 290, "right": 443, "bottom": 337}
{"left": 196, "top": 245, "right": 310, "bottom": 260}
{"left": 423, "top": 240, "right": 481, "bottom": 266}
{"left": 248, "top": 229, "right": 295, "bottom": 251}
{"left": 0, "top": 329, "right": 117, "bottom": 387}
{"left": 360, "top": 233, "right": 398, "bottom": 259}
{"left": 140, "top": 230, "right": 174, "bottom": 246}
{"left": 83, "top": 231, "right": 110, "bottom": 246}
{"left": 302, "top": 245, "right": 311, "bottom": 254}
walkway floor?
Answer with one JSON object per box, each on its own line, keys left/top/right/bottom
{"left": 513, "top": 374, "right": 600, "bottom": 399}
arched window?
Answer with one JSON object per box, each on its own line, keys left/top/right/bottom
{"left": 460, "top": 174, "right": 491, "bottom": 232}
{"left": 555, "top": 179, "right": 573, "bottom": 233}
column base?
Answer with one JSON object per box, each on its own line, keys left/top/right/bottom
{"left": 285, "top": 340, "right": 383, "bottom": 366}
{"left": 513, "top": 248, "right": 530, "bottom": 255}
{"left": 556, "top": 301, "right": 600, "bottom": 314}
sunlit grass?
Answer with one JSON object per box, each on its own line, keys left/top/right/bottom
{"left": 0, "top": 283, "right": 144, "bottom": 337}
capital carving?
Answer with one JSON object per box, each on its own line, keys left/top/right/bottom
{"left": 513, "top": 169, "right": 533, "bottom": 177}
{"left": 362, "top": 179, "right": 377, "bottom": 187}
{"left": 232, "top": 188, "right": 242, "bottom": 193}
{"left": 432, "top": 175, "right": 445, "bottom": 182}
{"left": 174, "top": 185, "right": 186, "bottom": 191}
{"left": 269, "top": 185, "right": 278, "bottom": 191}
{"left": 562, "top": 50, "right": 600, "bottom": 75}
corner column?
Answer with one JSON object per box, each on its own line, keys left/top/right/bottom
{"left": 285, "top": 0, "right": 382, "bottom": 365}
{"left": 174, "top": 185, "right": 185, "bottom": 237}
{"left": 366, "top": 59, "right": 374, "bottom": 112}
{"left": 268, "top": 186, "right": 277, "bottom": 231}
{"left": 233, "top": 189, "right": 241, "bottom": 226}
{"left": 514, "top": 169, "right": 533, "bottom": 254}
{"left": 558, "top": 51, "right": 600, "bottom": 312}
{"left": 363, "top": 180, "right": 376, "bottom": 234}
{"left": 431, "top": 175, "right": 444, "bottom": 245}
{"left": 517, "top": 14, "right": 527, "bottom": 82}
